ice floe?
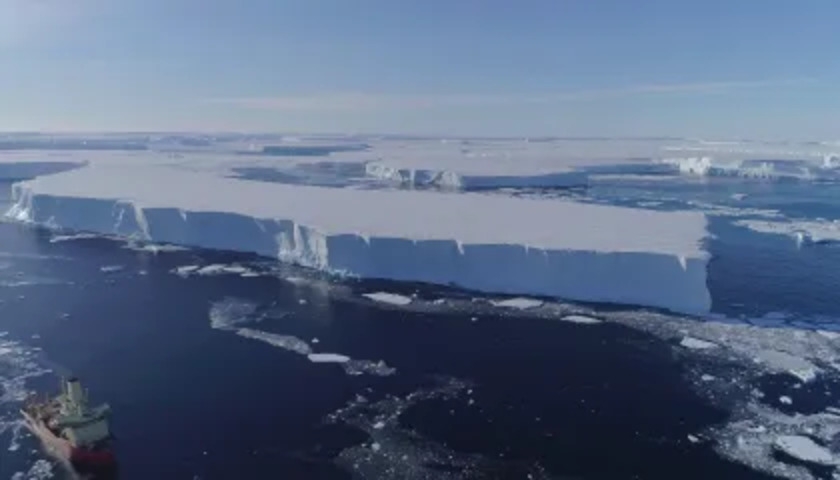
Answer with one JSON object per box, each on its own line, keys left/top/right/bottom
{"left": 774, "top": 436, "right": 836, "bottom": 466}
{"left": 559, "top": 314, "right": 602, "bottom": 325}
{"left": 490, "top": 297, "right": 544, "bottom": 310}
{"left": 735, "top": 219, "right": 840, "bottom": 246}
{"left": 362, "top": 292, "right": 413, "bottom": 306}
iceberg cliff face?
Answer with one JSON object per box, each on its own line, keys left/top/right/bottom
{"left": 8, "top": 174, "right": 711, "bottom": 314}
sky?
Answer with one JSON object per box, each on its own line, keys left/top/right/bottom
{"left": 1, "top": 0, "right": 839, "bottom": 138}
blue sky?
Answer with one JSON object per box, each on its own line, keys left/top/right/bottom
{"left": 2, "top": 0, "right": 838, "bottom": 138}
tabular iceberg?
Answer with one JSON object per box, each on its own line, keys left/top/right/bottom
{"left": 5, "top": 160, "right": 712, "bottom": 314}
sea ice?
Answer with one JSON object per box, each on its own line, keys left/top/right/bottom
{"left": 774, "top": 435, "right": 836, "bottom": 466}
{"left": 307, "top": 353, "right": 351, "bottom": 363}
{"left": 490, "top": 298, "right": 544, "bottom": 310}
{"left": 363, "top": 292, "right": 413, "bottom": 306}
{"left": 559, "top": 314, "right": 602, "bottom": 324}
{"left": 735, "top": 219, "right": 840, "bottom": 246}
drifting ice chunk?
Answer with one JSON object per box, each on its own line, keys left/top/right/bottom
{"left": 363, "top": 292, "right": 413, "bottom": 306}
{"left": 308, "top": 353, "right": 351, "bottom": 363}
{"left": 773, "top": 435, "right": 836, "bottom": 466}
{"left": 560, "top": 314, "right": 602, "bottom": 324}
{"left": 490, "top": 298, "right": 544, "bottom": 310}
{"left": 753, "top": 349, "right": 820, "bottom": 383}
{"left": 6, "top": 157, "right": 712, "bottom": 313}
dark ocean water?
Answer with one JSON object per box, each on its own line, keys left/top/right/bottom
{"left": 0, "top": 176, "right": 839, "bottom": 480}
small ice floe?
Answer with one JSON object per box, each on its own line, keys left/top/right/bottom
{"left": 100, "top": 265, "right": 124, "bottom": 273}
{"left": 560, "top": 315, "right": 602, "bottom": 325}
{"left": 773, "top": 435, "right": 836, "bottom": 466}
{"left": 687, "top": 434, "right": 700, "bottom": 444}
{"left": 370, "top": 443, "right": 381, "bottom": 452}
{"left": 173, "top": 264, "right": 257, "bottom": 277}
{"left": 49, "top": 233, "right": 99, "bottom": 243}
{"left": 363, "top": 292, "right": 412, "bottom": 306}
{"left": 372, "top": 421, "right": 386, "bottom": 430}
{"left": 679, "top": 336, "right": 718, "bottom": 350}
{"left": 490, "top": 297, "right": 544, "bottom": 310}
{"left": 753, "top": 349, "right": 820, "bottom": 383}
{"left": 731, "top": 193, "right": 748, "bottom": 201}
{"left": 307, "top": 353, "right": 351, "bottom": 364}
{"left": 700, "top": 374, "right": 716, "bottom": 382}
{"left": 779, "top": 396, "right": 793, "bottom": 405}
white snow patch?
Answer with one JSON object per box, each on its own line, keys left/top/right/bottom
{"left": 491, "top": 297, "right": 544, "bottom": 310}
{"left": 779, "top": 396, "right": 792, "bottom": 405}
{"left": 680, "top": 336, "right": 718, "bottom": 350}
{"left": 363, "top": 292, "right": 413, "bottom": 306}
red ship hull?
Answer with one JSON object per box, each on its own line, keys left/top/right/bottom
{"left": 21, "top": 409, "right": 118, "bottom": 479}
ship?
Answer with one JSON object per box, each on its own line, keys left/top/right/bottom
{"left": 21, "top": 377, "right": 118, "bottom": 478}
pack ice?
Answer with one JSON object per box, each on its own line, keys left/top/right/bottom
{"left": 2, "top": 147, "right": 711, "bottom": 314}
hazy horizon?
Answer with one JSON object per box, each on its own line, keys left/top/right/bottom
{"left": 3, "top": 0, "right": 839, "bottom": 139}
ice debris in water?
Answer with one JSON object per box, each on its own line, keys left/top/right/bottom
{"left": 173, "top": 263, "right": 258, "bottom": 277}
{"left": 236, "top": 328, "right": 313, "bottom": 355}
{"left": 780, "top": 396, "right": 793, "bottom": 405}
{"left": 209, "top": 299, "right": 394, "bottom": 376}
{"left": 560, "top": 314, "right": 602, "bottom": 325}
{"left": 307, "top": 353, "right": 351, "bottom": 363}
{"left": 49, "top": 232, "right": 99, "bottom": 243}
{"left": 100, "top": 265, "right": 124, "bottom": 273}
{"left": 326, "top": 376, "right": 553, "bottom": 480}
{"left": 208, "top": 298, "right": 259, "bottom": 330}
{"left": 11, "top": 459, "right": 55, "bottom": 480}
{"left": 490, "top": 297, "right": 544, "bottom": 310}
{"left": 363, "top": 292, "right": 413, "bottom": 306}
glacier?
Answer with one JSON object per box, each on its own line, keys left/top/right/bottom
{"left": 3, "top": 156, "right": 712, "bottom": 314}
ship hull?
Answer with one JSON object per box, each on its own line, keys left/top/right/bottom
{"left": 21, "top": 409, "right": 117, "bottom": 478}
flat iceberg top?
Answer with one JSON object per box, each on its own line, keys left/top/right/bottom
{"left": 20, "top": 163, "right": 707, "bottom": 257}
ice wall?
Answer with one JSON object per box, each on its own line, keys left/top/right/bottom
{"left": 8, "top": 180, "right": 711, "bottom": 314}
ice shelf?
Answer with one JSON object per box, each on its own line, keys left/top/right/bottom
{"left": 5, "top": 157, "right": 711, "bottom": 314}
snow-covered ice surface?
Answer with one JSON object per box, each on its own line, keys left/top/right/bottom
{"left": 4, "top": 146, "right": 712, "bottom": 314}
